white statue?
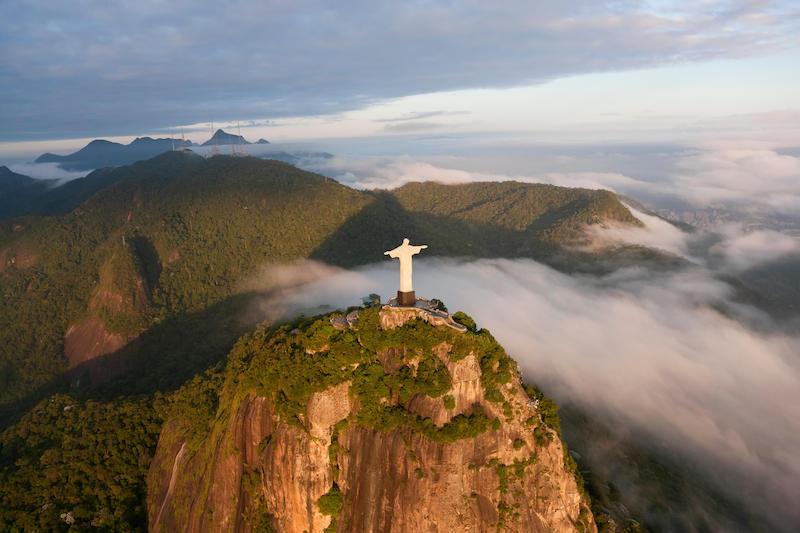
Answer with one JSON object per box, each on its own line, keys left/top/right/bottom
{"left": 384, "top": 238, "right": 427, "bottom": 294}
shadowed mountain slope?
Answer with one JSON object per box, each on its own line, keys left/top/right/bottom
{"left": 35, "top": 137, "right": 193, "bottom": 171}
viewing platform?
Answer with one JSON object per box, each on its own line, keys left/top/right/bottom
{"left": 379, "top": 297, "right": 467, "bottom": 332}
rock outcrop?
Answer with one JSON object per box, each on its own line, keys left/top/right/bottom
{"left": 379, "top": 299, "right": 468, "bottom": 332}
{"left": 63, "top": 317, "right": 125, "bottom": 367}
{"left": 148, "top": 306, "right": 594, "bottom": 532}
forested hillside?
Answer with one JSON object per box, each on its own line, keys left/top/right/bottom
{"left": 0, "top": 165, "right": 126, "bottom": 219}
{"left": 0, "top": 152, "right": 643, "bottom": 417}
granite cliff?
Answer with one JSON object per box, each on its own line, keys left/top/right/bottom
{"left": 148, "top": 304, "right": 594, "bottom": 532}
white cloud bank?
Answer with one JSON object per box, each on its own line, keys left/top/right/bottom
{"left": 588, "top": 206, "right": 800, "bottom": 274}
{"left": 710, "top": 225, "right": 800, "bottom": 272}
{"left": 586, "top": 204, "right": 692, "bottom": 257}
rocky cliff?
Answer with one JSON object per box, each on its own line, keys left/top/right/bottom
{"left": 147, "top": 304, "right": 594, "bottom": 532}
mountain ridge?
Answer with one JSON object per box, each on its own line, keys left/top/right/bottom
{"left": 35, "top": 136, "right": 193, "bottom": 171}
{"left": 0, "top": 151, "right": 647, "bottom": 415}
{"left": 201, "top": 128, "right": 251, "bottom": 146}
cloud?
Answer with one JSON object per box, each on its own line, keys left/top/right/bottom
{"left": 303, "top": 156, "right": 493, "bottom": 189}
{"left": 663, "top": 148, "right": 800, "bottom": 212}
{"left": 584, "top": 204, "right": 692, "bottom": 257}
{"left": 7, "top": 162, "right": 89, "bottom": 182}
{"left": 382, "top": 122, "right": 446, "bottom": 133}
{"left": 373, "top": 110, "right": 471, "bottom": 123}
{"left": 587, "top": 206, "right": 800, "bottom": 276}
{"left": 246, "top": 257, "right": 800, "bottom": 528}
{"left": 303, "top": 154, "right": 639, "bottom": 193}
{"left": 2, "top": 1, "right": 798, "bottom": 141}
{"left": 710, "top": 225, "right": 800, "bottom": 272}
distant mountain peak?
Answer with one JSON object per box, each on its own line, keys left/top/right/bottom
{"left": 256, "top": 138, "right": 270, "bottom": 144}
{"left": 86, "top": 139, "right": 119, "bottom": 147}
{"left": 201, "top": 129, "right": 250, "bottom": 146}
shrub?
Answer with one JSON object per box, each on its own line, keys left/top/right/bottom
{"left": 317, "top": 484, "right": 343, "bottom": 516}
{"left": 443, "top": 394, "right": 455, "bottom": 409}
{"left": 452, "top": 311, "right": 477, "bottom": 332}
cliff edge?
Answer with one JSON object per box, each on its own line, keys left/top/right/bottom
{"left": 147, "top": 303, "right": 594, "bottom": 532}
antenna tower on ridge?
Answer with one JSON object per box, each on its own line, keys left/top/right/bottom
{"left": 210, "top": 122, "right": 219, "bottom": 156}
{"left": 235, "top": 120, "right": 246, "bottom": 157}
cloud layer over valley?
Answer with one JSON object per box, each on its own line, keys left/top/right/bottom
{"left": 245, "top": 256, "right": 800, "bottom": 529}
{"left": 6, "top": 162, "right": 89, "bottom": 182}
{"left": 303, "top": 141, "right": 800, "bottom": 227}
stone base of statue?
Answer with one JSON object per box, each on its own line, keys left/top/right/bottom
{"left": 397, "top": 290, "right": 416, "bottom": 306}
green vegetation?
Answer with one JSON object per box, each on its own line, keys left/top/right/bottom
{"left": 0, "top": 394, "right": 161, "bottom": 531}
{"left": 452, "top": 311, "right": 476, "bottom": 332}
{"left": 317, "top": 483, "right": 343, "bottom": 516}
{"left": 328, "top": 423, "right": 344, "bottom": 478}
{"left": 443, "top": 394, "right": 455, "bottom": 409}
{"left": 158, "top": 366, "right": 226, "bottom": 450}
{"left": 229, "top": 307, "right": 505, "bottom": 445}
{"left": 477, "top": 329, "right": 517, "bottom": 404}
{"left": 358, "top": 404, "right": 492, "bottom": 443}
{"left": 391, "top": 180, "right": 642, "bottom": 256}
{"left": 524, "top": 383, "right": 561, "bottom": 436}
{"left": 0, "top": 165, "right": 123, "bottom": 220}
{"left": 0, "top": 153, "right": 372, "bottom": 416}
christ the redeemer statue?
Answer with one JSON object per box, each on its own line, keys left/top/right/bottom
{"left": 385, "top": 238, "right": 427, "bottom": 306}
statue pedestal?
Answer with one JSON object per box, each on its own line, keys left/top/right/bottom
{"left": 397, "top": 290, "right": 416, "bottom": 306}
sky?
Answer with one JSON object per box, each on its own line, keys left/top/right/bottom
{"left": 1, "top": 0, "right": 799, "bottom": 155}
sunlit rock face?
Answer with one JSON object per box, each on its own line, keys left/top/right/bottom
{"left": 147, "top": 307, "right": 592, "bottom": 532}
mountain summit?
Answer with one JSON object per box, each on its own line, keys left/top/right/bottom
{"left": 148, "top": 304, "right": 594, "bottom": 532}
{"left": 201, "top": 128, "right": 251, "bottom": 146}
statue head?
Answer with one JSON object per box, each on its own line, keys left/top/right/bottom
{"left": 402, "top": 238, "right": 410, "bottom": 245}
